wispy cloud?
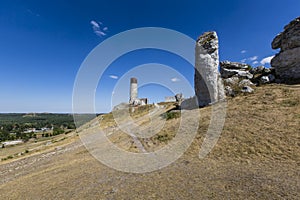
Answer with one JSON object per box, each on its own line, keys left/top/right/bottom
{"left": 249, "top": 56, "right": 258, "bottom": 61}
{"left": 252, "top": 61, "right": 259, "bottom": 65}
{"left": 241, "top": 59, "right": 247, "bottom": 63}
{"left": 171, "top": 77, "right": 180, "bottom": 82}
{"left": 241, "top": 50, "right": 247, "bottom": 54}
{"left": 109, "top": 75, "right": 118, "bottom": 79}
{"left": 90, "top": 20, "right": 100, "bottom": 28}
{"left": 90, "top": 20, "right": 107, "bottom": 37}
{"left": 260, "top": 56, "right": 275, "bottom": 65}
{"left": 241, "top": 56, "right": 258, "bottom": 64}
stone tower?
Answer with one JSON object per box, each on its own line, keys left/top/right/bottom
{"left": 194, "top": 31, "right": 225, "bottom": 107}
{"left": 129, "top": 77, "right": 138, "bottom": 104}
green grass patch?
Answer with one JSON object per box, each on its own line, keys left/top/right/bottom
{"left": 162, "top": 111, "right": 181, "bottom": 120}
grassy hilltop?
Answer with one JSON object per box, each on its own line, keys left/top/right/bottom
{"left": 0, "top": 84, "right": 299, "bottom": 199}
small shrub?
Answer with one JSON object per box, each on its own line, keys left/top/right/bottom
{"left": 247, "top": 65, "right": 252, "bottom": 70}
{"left": 156, "top": 134, "right": 171, "bottom": 142}
{"left": 162, "top": 111, "right": 181, "bottom": 120}
{"left": 53, "top": 127, "right": 64, "bottom": 136}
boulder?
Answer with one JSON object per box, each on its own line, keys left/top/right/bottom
{"left": 260, "top": 76, "right": 270, "bottom": 84}
{"left": 271, "top": 47, "right": 300, "bottom": 83}
{"left": 224, "top": 86, "right": 235, "bottom": 97}
{"left": 220, "top": 67, "right": 238, "bottom": 78}
{"left": 271, "top": 17, "right": 300, "bottom": 51}
{"left": 271, "top": 17, "right": 300, "bottom": 84}
{"left": 250, "top": 66, "right": 265, "bottom": 74}
{"left": 220, "top": 61, "right": 250, "bottom": 70}
{"left": 237, "top": 71, "right": 253, "bottom": 79}
{"left": 220, "top": 61, "right": 252, "bottom": 79}
{"left": 175, "top": 93, "right": 183, "bottom": 103}
{"left": 238, "top": 79, "right": 254, "bottom": 87}
{"left": 223, "top": 76, "right": 239, "bottom": 86}
{"left": 241, "top": 86, "right": 254, "bottom": 93}
{"left": 268, "top": 74, "right": 276, "bottom": 82}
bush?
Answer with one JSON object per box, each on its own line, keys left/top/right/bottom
{"left": 53, "top": 127, "right": 64, "bottom": 136}
{"left": 162, "top": 111, "right": 181, "bottom": 120}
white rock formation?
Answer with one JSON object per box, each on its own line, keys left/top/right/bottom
{"left": 194, "top": 31, "right": 225, "bottom": 107}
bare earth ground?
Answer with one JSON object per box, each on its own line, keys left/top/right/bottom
{"left": 0, "top": 84, "right": 299, "bottom": 199}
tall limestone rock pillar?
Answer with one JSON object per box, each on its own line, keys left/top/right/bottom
{"left": 129, "top": 77, "right": 138, "bottom": 104}
{"left": 194, "top": 31, "right": 225, "bottom": 107}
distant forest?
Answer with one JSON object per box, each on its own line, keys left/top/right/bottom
{"left": 0, "top": 113, "right": 76, "bottom": 142}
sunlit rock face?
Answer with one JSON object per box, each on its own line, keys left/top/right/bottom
{"left": 271, "top": 17, "right": 300, "bottom": 84}
{"left": 194, "top": 31, "right": 225, "bottom": 107}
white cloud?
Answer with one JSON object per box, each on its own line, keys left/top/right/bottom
{"left": 109, "top": 75, "right": 118, "bottom": 79}
{"left": 94, "top": 30, "right": 106, "bottom": 37}
{"left": 252, "top": 61, "right": 259, "bottom": 65}
{"left": 90, "top": 20, "right": 100, "bottom": 28}
{"left": 241, "top": 59, "right": 247, "bottom": 63}
{"left": 241, "top": 56, "right": 259, "bottom": 64}
{"left": 241, "top": 50, "right": 247, "bottom": 54}
{"left": 260, "top": 56, "right": 275, "bottom": 65}
{"left": 171, "top": 77, "right": 180, "bottom": 82}
{"left": 90, "top": 20, "right": 107, "bottom": 37}
{"left": 249, "top": 56, "right": 258, "bottom": 61}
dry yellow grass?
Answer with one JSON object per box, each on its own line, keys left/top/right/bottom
{"left": 0, "top": 84, "right": 299, "bottom": 199}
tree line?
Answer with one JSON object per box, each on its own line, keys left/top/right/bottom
{"left": 0, "top": 113, "right": 75, "bottom": 142}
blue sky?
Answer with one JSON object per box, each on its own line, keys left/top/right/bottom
{"left": 0, "top": 0, "right": 299, "bottom": 113}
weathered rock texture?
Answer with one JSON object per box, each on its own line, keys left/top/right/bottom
{"left": 220, "top": 59, "right": 278, "bottom": 97}
{"left": 129, "top": 77, "right": 148, "bottom": 106}
{"left": 271, "top": 16, "right": 300, "bottom": 84}
{"left": 220, "top": 61, "right": 253, "bottom": 79}
{"left": 129, "top": 77, "right": 138, "bottom": 104}
{"left": 194, "top": 31, "right": 225, "bottom": 107}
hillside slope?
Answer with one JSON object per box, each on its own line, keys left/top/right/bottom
{"left": 0, "top": 84, "right": 299, "bottom": 199}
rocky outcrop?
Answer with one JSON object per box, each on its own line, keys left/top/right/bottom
{"left": 271, "top": 17, "right": 300, "bottom": 84}
{"left": 175, "top": 93, "right": 183, "bottom": 103}
{"left": 220, "top": 60, "right": 278, "bottom": 96}
{"left": 194, "top": 31, "right": 225, "bottom": 107}
{"left": 220, "top": 61, "right": 253, "bottom": 79}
